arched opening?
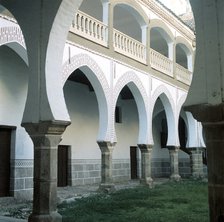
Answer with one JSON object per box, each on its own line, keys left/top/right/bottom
{"left": 178, "top": 116, "right": 188, "bottom": 149}
{"left": 113, "top": 3, "right": 147, "bottom": 62}
{"left": 0, "top": 44, "right": 32, "bottom": 198}
{"left": 150, "top": 27, "right": 173, "bottom": 58}
{"left": 150, "top": 24, "right": 174, "bottom": 76}
{"left": 113, "top": 4, "right": 143, "bottom": 43}
{"left": 61, "top": 67, "right": 102, "bottom": 187}
{"left": 152, "top": 97, "right": 170, "bottom": 178}
{"left": 176, "top": 43, "right": 193, "bottom": 71}
{"left": 0, "top": 4, "right": 32, "bottom": 199}
{"left": 114, "top": 85, "right": 139, "bottom": 181}
{"left": 79, "top": 0, "right": 103, "bottom": 22}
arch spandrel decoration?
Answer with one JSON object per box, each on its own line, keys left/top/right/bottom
{"left": 62, "top": 53, "right": 110, "bottom": 98}
{"left": 62, "top": 53, "right": 112, "bottom": 141}
{"left": 113, "top": 71, "right": 150, "bottom": 144}
{"left": 0, "top": 26, "right": 25, "bottom": 48}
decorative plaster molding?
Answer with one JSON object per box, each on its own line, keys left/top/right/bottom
{"left": 151, "top": 84, "right": 175, "bottom": 112}
{"left": 113, "top": 71, "right": 149, "bottom": 143}
{"left": 113, "top": 71, "right": 149, "bottom": 107}
{"left": 11, "top": 159, "right": 34, "bottom": 168}
{"left": 0, "top": 26, "right": 25, "bottom": 48}
{"left": 62, "top": 53, "right": 110, "bottom": 98}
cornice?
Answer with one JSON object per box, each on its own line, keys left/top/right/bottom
{"left": 138, "top": 0, "right": 195, "bottom": 42}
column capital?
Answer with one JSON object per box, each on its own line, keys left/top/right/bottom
{"left": 138, "top": 144, "right": 153, "bottom": 152}
{"left": 184, "top": 103, "right": 224, "bottom": 123}
{"left": 188, "top": 147, "right": 205, "bottom": 154}
{"left": 167, "top": 146, "right": 180, "bottom": 152}
{"left": 97, "top": 141, "right": 116, "bottom": 153}
{"left": 22, "top": 121, "right": 71, "bottom": 148}
{"left": 22, "top": 120, "right": 71, "bottom": 135}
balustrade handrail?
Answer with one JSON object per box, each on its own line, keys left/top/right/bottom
{"left": 176, "top": 63, "right": 192, "bottom": 85}
{"left": 71, "top": 10, "right": 108, "bottom": 46}
{"left": 150, "top": 48, "right": 173, "bottom": 76}
{"left": 113, "top": 28, "right": 146, "bottom": 63}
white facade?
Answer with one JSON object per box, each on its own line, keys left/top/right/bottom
{"left": 0, "top": 0, "right": 204, "bottom": 200}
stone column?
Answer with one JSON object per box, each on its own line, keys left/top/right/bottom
{"left": 189, "top": 147, "right": 204, "bottom": 179}
{"left": 22, "top": 121, "right": 70, "bottom": 222}
{"left": 138, "top": 144, "right": 153, "bottom": 188}
{"left": 168, "top": 146, "right": 181, "bottom": 181}
{"left": 97, "top": 141, "right": 115, "bottom": 192}
{"left": 204, "top": 121, "right": 224, "bottom": 221}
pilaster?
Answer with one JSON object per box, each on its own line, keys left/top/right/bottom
{"left": 22, "top": 120, "right": 70, "bottom": 222}
{"left": 138, "top": 144, "right": 153, "bottom": 188}
{"left": 167, "top": 146, "right": 181, "bottom": 181}
{"left": 97, "top": 141, "right": 115, "bottom": 192}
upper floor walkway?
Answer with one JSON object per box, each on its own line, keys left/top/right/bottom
{"left": 0, "top": 0, "right": 195, "bottom": 87}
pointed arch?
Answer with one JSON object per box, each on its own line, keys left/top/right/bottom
{"left": 113, "top": 71, "right": 149, "bottom": 144}
{"left": 151, "top": 85, "right": 176, "bottom": 145}
{"left": 62, "top": 53, "right": 110, "bottom": 141}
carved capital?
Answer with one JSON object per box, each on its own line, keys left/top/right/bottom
{"left": 22, "top": 120, "right": 70, "bottom": 147}
{"left": 138, "top": 144, "right": 153, "bottom": 153}
{"left": 184, "top": 103, "right": 224, "bottom": 123}
{"left": 97, "top": 141, "right": 116, "bottom": 153}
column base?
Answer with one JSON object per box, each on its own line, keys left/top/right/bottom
{"left": 98, "top": 183, "right": 116, "bottom": 193}
{"left": 140, "top": 178, "right": 154, "bottom": 188}
{"left": 170, "top": 174, "right": 181, "bottom": 182}
{"left": 191, "top": 173, "right": 205, "bottom": 180}
{"left": 28, "top": 212, "right": 62, "bottom": 222}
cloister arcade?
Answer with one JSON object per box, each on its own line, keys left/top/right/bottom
{"left": 1, "top": 0, "right": 220, "bottom": 221}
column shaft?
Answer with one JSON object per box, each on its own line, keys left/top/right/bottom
{"left": 97, "top": 141, "right": 115, "bottom": 192}
{"left": 189, "top": 147, "right": 204, "bottom": 179}
{"left": 138, "top": 144, "right": 153, "bottom": 188}
{"left": 204, "top": 123, "right": 224, "bottom": 221}
{"left": 168, "top": 146, "right": 181, "bottom": 181}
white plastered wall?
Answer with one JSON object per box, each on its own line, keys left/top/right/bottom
{"left": 0, "top": 45, "right": 33, "bottom": 159}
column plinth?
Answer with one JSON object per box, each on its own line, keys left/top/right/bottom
{"left": 22, "top": 121, "right": 70, "bottom": 222}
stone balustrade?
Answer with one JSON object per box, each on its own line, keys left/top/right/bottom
{"left": 71, "top": 10, "right": 108, "bottom": 47}
{"left": 113, "top": 28, "right": 146, "bottom": 63}
{"left": 150, "top": 48, "right": 173, "bottom": 77}
{"left": 176, "top": 63, "right": 192, "bottom": 85}
{"left": 0, "top": 11, "right": 193, "bottom": 86}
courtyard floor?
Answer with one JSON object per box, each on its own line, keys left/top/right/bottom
{"left": 0, "top": 178, "right": 208, "bottom": 222}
